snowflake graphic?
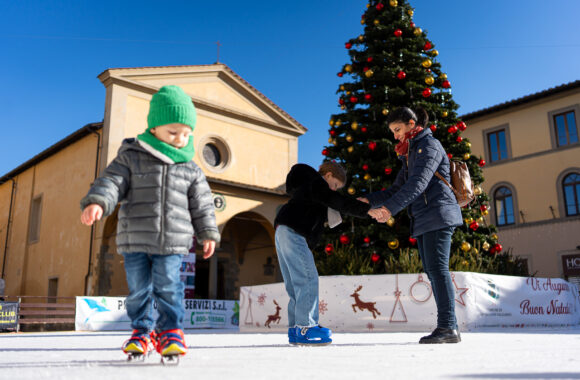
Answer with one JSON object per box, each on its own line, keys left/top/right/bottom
{"left": 257, "top": 293, "right": 267, "bottom": 306}
{"left": 366, "top": 322, "right": 374, "bottom": 331}
{"left": 319, "top": 300, "right": 328, "bottom": 315}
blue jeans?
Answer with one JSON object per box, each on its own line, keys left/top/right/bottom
{"left": 275, "top": 225, "right": 319, "bottom": 328}
{"left": 122, "top": 252, "right": 184, "bottom": 333}
{"left": 416, "top": 227, "right": 457, "bottom": 330}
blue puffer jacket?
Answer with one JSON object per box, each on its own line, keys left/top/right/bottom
{"left": 365, "top": 129, "right": 462, "bottom": 237}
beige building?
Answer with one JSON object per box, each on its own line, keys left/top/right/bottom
{"left": 461, "top": 80, "right": 580, "bottom": 283}
{"left": 0, "top": 64, "right": 306, "bottom": 300}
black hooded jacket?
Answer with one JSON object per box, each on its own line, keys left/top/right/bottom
{"left": 274, "top": 164, "right": 370, "bottom": 248}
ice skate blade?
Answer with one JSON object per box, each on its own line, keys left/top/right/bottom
{"left": 161, "top": 355, "right": 180, "bottom": 366}
{"left": 295, "top": 340, "right": 332, "bottom": 347}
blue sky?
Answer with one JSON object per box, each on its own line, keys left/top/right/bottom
{"left": 1, "top": 0, "right": 579, "bottom": 178}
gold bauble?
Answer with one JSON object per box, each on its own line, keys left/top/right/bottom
{"left": 491, "top": 234, "right": 498, "bottom": 240}
{"left": 329, "top": 120, "right": 334, "bottom": 126}
{"left": 346, "top": 91, "right": 351, "bottom": 95}
{"left": 407, "top": 9, "right": 414, "bottom": 16}
{"left": 351, "top": 121, "right": 358, "bottom": 130}
{"left": 388, "top": 239, "right": 400, "bottom": 249}
{"left": 382, "top": 109, "right": 389, "bottom": 116}
{"left": 365, "top": 69, "right": 374, "bottom": 78}
{"left": 465, "top": 142, "right": 472, "bottom": 148}
{"left": 387, "top": 217, "right": 395, "bottom": 227}
{"left": 421, "top": 59, "right": 432, "bottom": 68}
{"left": 374, "top": 19, "right": 380, "bottom": 26}
{"left": 328, "top": 137, "right": 333, "bottom": 143}
{"left": 358, "top": 35, "right": 365, "bottom": 42}
{"left": 346, "top": 135, "right": 353, "bottom": 142}
{"left": 474, "top": 186, "right": 483, "bottom": 195}
{"left": 441, "top": 111, "right": 448, "bottom": 118}
{"left": 345, "top": 64, "right": 353, "bottom": 73}
{"left": 341, "top": 105, "right": 346, "bottom": 110}
{"left": 335, "top": 119, "right": 342, "bottom": 126}
{"left": 461, "top": 241, "right": 471, "bottom": 252}
{"left": 463, "top": 153, "right": 471, "bottom": 160}
{"left": 348, "top": 187, "right": 356, "bottom": 195}
{"left": 465, "top": 217, "right": 474, "bottom": 224}
{"left": 389, "top": 0, "right": 398, "bottom": 6}
{"left": 361, "top": 18, "right": 365, "bottom": 25}
{"left": 440, "top": 73, "right": 448, "bottom": 80}
{"left": 364, "top": 173, "right": 371, "bottom": 181}
{"left": 366, "top": 3, "right": 370, "bottom": 8}
{"left": 482, "top": 209, "right": 489, "bottom": 216}
{"left": 482, "top": 242, "right": 490, "bottom": 251}
{"left": 414, "top": 27, "right": 422, "bottom": 36}
{"left": 425, "top": 76, "right": 435, "bottom": 85}
{"left": 477, "top": 217, "right": 484, "bottom": 223}
{"left": 340, "top": 85, "right": 345, "bottom": 91}
{"left": 430, "top": 49, "right": 439, "bottom": 56}
{"left": 347, "top": 146, "right": 354, "bottom": 153}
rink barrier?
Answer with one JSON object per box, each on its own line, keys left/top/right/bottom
{"left": 240, "top": 272, "right": 580, "bottom": 332}
{"left": 1, "top": 296, "right": 76, "bottom": 332}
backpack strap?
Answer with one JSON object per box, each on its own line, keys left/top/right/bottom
{"left": 434, "top": 171, "right": 460, "bottom": 197}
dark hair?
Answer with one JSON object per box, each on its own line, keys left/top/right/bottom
{"left": 319, "top": 161, "right": 347, "bottom": 184}
{"left": 386, "top": 107, "right": 429, "bottom": 128}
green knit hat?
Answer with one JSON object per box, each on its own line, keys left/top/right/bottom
{"left": 147, "top": 85, "right": 197, "bottom": 131}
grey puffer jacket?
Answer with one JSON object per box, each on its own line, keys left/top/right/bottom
{"left": 80, "top": 138, "right": 220, "bottom": 255}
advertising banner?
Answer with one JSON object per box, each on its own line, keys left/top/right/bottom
{"left": 240, "top": 272, "right": 580, "bottom": 333}
{"left": 75, "top": 297, "right": 239, "bottom": 331}
{"left": 0, "top": 301, "right": 19, "bottom": 331}
{"left": 181, "top": 252, "right": 196, "bottom": 299}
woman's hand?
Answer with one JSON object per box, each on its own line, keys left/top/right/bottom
{"left": 368, "top": 207, "right": 391, "bottom": 223}
{"left": 357, "top": 197, "right": 369, "bottom": 204}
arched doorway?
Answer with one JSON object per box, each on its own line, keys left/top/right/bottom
{"left": 94, "top": 207, "right": 128, "bottom": 296}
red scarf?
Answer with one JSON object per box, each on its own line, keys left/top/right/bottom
{"left": 394, "top": 126, "right": 424, "bottom": 156}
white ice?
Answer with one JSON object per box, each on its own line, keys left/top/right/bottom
{"left": 1, "top": 329, "right": 580, "bottom": 380}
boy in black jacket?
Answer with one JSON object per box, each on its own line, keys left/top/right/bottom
{"left": 274, "top": 162, "right": 372, "bottom": 345}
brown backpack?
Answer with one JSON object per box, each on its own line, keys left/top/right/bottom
{"left": 434, "top": 160, "right": 475, "bottom": 207}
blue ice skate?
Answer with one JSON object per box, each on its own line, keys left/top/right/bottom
{"left": 293, "top": 326, "right": 332, "bottom": 346}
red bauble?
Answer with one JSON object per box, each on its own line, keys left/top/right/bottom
{"left": 322, "top": 149, "right": 329, "bottom": 156}
{"left": 325, "top": 244, "right": 334, "bottom": 255}
{"left": 410, "top": 21, "right": 415, "bottom": 28}
{"left": 361, "top": 126, "right": 368, "bottom": 133}
{"left": 493, "top": 243, "right": 503, "bottom": 253}
{"left": 339, "top": 234, "right": 350, "bottom": 244}
{"left": 442, "top": 80, "right": 451, "bottom": 89}
{"left": 371, "top": 252, "right": 380, "bottom": 262}
{"left": 422, "top": 88, "right": 432, "bottom": 97}
{"left": 362, "top": 164, "right": 369, "bottom": 171}
{"left": 345, "top": 42, "right": 352, "bottom": 49}
{"left": 448, "top": 125, "right": 458, "bottom": 134}
{"left": 394, "top": 29, "right": 403, "bottom": 37}
{"left": 423, "top": 41, "right": 433, "bottom": 50}
{"left": 337, "top": 72, "right": 344, "bottom": 77}
{"left": 469, "top": 221, "right": 479, "bottom": 231}
{"left": 384, "top": 167, "right": 392, "bottom": 175}
{"left": 350, "top": 96, "right": 358, "bottom": 103}
{"left": 479, "top": 159, "right": 486, "bottom": 167}
{"left": 489, "top": 247, "right": 496, "bottom": 254}
{"left": 447, "top": 153, "right": 453, "bottom": 159}
{"left": 368, "top": 141, "right": 377, "bottom": 151}
{"left": 397, "top": 71, "right": 406, "bottom": 80}
{"left": 456, "top": 136, "right": 463, "bottom": 142}
{"left": 430, "top": 124, "right": 437, "bottom": 132}
{"left": 363, "top": 66, "right": 370, "bottom": 72}
{"left": 363, "top": 236, "right": 371, "bottom": 244}
{"left": 364, "top": 93, "right": 372, "bottom": 101}
{"left": 339, "top": 98, "right": 345, "bottom": 105}
{"left": 457, "top": 121, "right": 467, "bottom": 131}
{"left": 367, "top": 57, "right": 373, "bottom": 63}
{"left": 480, "top": 204, "right": 488, "bottom": 212}
{"left": 409, "top": 237, "right": 417, "bottom": 245}
{"left": 329, "top": 129, "right": 337, "bottom": 137}
{"left": 376, "top": 3, "right": 384, "bottom": 11}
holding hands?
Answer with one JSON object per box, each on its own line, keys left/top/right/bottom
{"left": 358, "top": 197, "right": 392, "bottom": 223}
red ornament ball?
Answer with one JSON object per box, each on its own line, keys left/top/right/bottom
{"left": 384, "top": 167, "right": 392, "bottom": 175}
{"left": 442, "top": 80, "right": 451, "bottom": 88}
{"left": 325, "top": 244, "right": 334, "bottom": 255}
{"left": 339, "top": 98, "right": 345, "bottom": 105}
{"left": 362, "top": 164, "right": 369, "bottom": 171}
{"left": 376, "top": 3, "right": 384, "bottom": 10}
{"left": 371, "top": 252, "right": 380, "bottom": 262}
{"left": 364, "top": 93, "right": 372, "bottom": 101}
{"left": 479, "top": 159, "right": 486, "bottom": 167}
{"left": 448, "top": 125, "right": 458, "bottom": 134}
{"left": 457, "top": 121, "right": 467, "bottom": 131}
{"left": 337, "top": 72, "right": 344, "bottom": 77}
{"left": 410, "top": 22, "right": 415, "bottom": 28}
{"left": 480, "top": 204, "right": 488, "bottom": 212}
{"left": 368, "top": 141, "right": 377, "bottom": 151}
{"left": 447, "top": 153, "right": 453, "bottom": 159}
{"left": 322, "top": 149, "right": 329, "bottom": 156}
{"left": 422, "top": 88, "right": 432, "bottom": 98}
{"left": 363, "top": 236, "right": 371, "bottom": 244}
{"left": 339, "top": 234, "right": 350, "bottom": 245}
{"left": 424, "top": 41, "right": 433, "bottom": 50}
{"left": 397, "top": 71, "right": 406, "bottom": 80}
{"left": 430, "top": 124, "right": 437, "bottom": 132}
{"left": 361, "top": 126, "right": 368, "bottom": 133}
{"left": 469, "top": 221, "right": 479, "bottom": 231}
{"left": 329, "top": 129, "right": 337, "bottom": 137}
{"left": 367, "top": 57, "right": 373, "bottom": 63}
{"left": 456, "top": 136, "right": 463, "bottom": 142}
{"left": 350, "top": 96, "right": 358, "bottom": 103}
{"left": 493, "top": 243, "right": 503, "bottom": 253}
{"left": 409, "top": 237, "right": 417, "bottom": 245}
{"left": 345, "top": 42, "right": 352, "bottom": 49}
{"left": 394, "top": 29, "right": 403, "bottom": 37}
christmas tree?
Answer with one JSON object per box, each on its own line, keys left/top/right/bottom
{"left": 316, "top": 0, "right": 527, "bottom": 276}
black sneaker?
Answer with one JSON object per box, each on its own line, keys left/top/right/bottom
{"left": 419, "top": 328, "right": 461, "bottom": 344}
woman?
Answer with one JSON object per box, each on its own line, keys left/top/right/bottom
{"left": 361, "top": 107, "right": 463, "bottom": 344}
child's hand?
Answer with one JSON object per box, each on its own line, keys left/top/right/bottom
{"left": 203, "top": 240, "right": 216, "bottom": 259}
{"left": 81, "top": 204, "right": 103, "bottom": 226}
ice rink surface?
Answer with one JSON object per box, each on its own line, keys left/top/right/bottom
{"left": 1, "top": 329, "right": 579, "bottom": 380}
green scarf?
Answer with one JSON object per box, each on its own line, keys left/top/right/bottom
{"left": 137, "top": 130, "right": 195, "bottom": 164}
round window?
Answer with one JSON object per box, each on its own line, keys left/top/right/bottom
{"left": 198, "top": 135, "right": 231, "bottom": 173}
{"left": 203, "top": 143, "right": 222, "bottom": 167}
